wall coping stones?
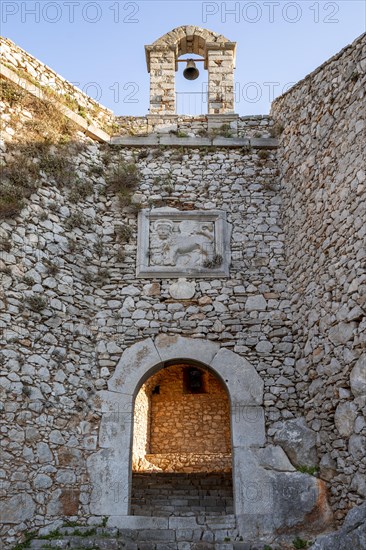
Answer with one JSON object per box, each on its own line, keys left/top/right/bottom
{"left": 272, "top": 31, "right": 365, "bottom": 107}
{"left": 111, "top": 135, "right": 278, "bottom": 147}
{"left": 0, "top": 63, "right": 111, "bottom": 143}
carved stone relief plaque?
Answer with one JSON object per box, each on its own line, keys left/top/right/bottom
{"left": 137, "top": 208, "right": 230, "bottom": 278}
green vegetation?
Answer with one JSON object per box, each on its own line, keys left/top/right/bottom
{"left": 22, "top": 275, "right": 35, "bottom": 286}
{"left": 44, "top": 258, "right": 60, "bottom": 276}
{"left": 101, "top": 516, "right": 108, "bottom": 528}
{"left": 0, "top": 78, "right": 81, "bottom": 218}
{"left": 203, "top": 254, "right": 223, "bottom": 269}
{"left": 38, "top": 528, "right": 62, "bottom": 540}
{"left": 292, "top": 536, "right": 310, "bottom": 549}
{"left": 0, "top": 78, "right": 25, "bottom": 106}
{"left": 208, "top": 123, "right": 233, "bottom": 138}
{"left": 270, "top": 123, "right": 285, "bottom": 137}
{"left": 65, "top": 212, "right": 91, "bottom": 230}
{"left": 296, "top": 465, "right": 318, "bottom": 476}
{"left": 218, "top": 123, "right": 233, "bottom": 137}
{"left": 115, "top": 223, "right": 133, "bottom": 243}
{"left": 25, "top": 295, "right": 47, "bottom": 312}
{"left": 68, "top": 179, "right": 94, "bottom": 203}
{"left": 12, "top": 531, "right": 37, "bottom": 549}
{"left": 258, "top": 149, "right": 270, "bottom": 160}
{"left": 21, "top": 385, "right": 32, "bottom": 397}
{"left": 64, "top": 528, "right": 97, "bottom": 537}
{"left": 93, "top": 238, "right": 105, "bottom": 256}
{"left": 105, "top": 160, "right": 140, "bottom": 207}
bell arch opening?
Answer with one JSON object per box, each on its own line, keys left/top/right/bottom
{"left": 145, "top": 26, "right": 236, "bottom": 115}
{"left": 131, "top": 360, "right": 234, "bottom": 516}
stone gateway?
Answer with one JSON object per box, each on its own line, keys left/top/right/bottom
{"left": 0, "top": 25, "right": 365, "bottom": 550}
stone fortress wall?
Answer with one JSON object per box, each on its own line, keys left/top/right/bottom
{"left": 0, "top": 29, "right": 365, "bottom": 547}
{"left": 271, "top": 32, "right": 366, "bottom": 521}
{"left": 0, "top": 83, "right": 296, "bottom": 543}
{"left": 0, "top": 37, "right": 115, "bottom": 134}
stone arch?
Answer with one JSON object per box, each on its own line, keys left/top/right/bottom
{"left": 87, "top": 336, "right": 264, "bottom": 516}
{"left": 145, "top": 26, "right": 236, "bottom": 115}
{"left": 86, "top": 335, "right": 330, "bottom": 538}
{"left": 109, "top": 334, "right": 263, "bottom": 404}
{"left": 148, "top": 25, "right": 232, "bottom": 59}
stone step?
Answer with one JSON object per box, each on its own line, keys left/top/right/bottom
{"left": 29, "top": 540, "right": 236, "bottom": 550}
{"left": 28, "top": 535, "right": 276, "bottom": 550}
{"left": 133, "top": 473, "right": 233, "bottom": 482}
{"left": 131, "top": 472, "right": 233, "bottom": 517}
{"left": 28, "top": 516, "right": 244, "bottom": 549}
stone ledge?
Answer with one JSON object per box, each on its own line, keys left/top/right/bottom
{"left": 108, "top": 516, "right": 169, "bottom": 529}
{"left": 111, "top": 135, "right": 278, "bottom": 148}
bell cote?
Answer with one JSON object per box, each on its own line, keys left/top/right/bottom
{"left": 145, "top": 25, "right": 236, "bottom": 115}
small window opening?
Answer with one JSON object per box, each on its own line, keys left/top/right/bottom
{"left": 183, "top": 367, "right": 207, "bottom": 394}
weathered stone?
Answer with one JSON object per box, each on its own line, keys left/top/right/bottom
{"left": 0, "top": 29, "right": 364, "bottom": 546}
{"left": 334, "top": 402, "right": 358, "bottom": 437}
{"left": 33, "top": 474, "right": 52, "bottom": 489}
{"left": 143, "top": 282, "right": 160, "bottom": 296}
{"left": 255, "top": 445, "right": 296, "bottom": 472}
{"left": 273, "top": 417, "right": 318, "bottom": 467}
{"left": 350, "top": 355, "right": 366, "bottom": 397}
{"left": 351, "top": 472, "right": 366, "bottom": 498}
{"left": 310, "top": 502, "right": 366, "bottom": 549}
{"left": 319, "top": 453, "right": 337, "bottom": 481}
{"left": 348, "top": 434, "right": 366, "bottom": 461}
{"left": 1, "top": 494, "right": 35, "bottom": 523}
{"left": 328, "top": 322, "right": 356, "bottom": 345}
{"left": 46, "top": 488, "right": 80, "bottom": 516}
{"left": 168, "top": 278, "right": 196, "bottom": 300}
{"left": 36, "top": 442, "right": 53, "bottom": 463}
{"left": 245, "top": 295, "right": 267, "bottom": 312}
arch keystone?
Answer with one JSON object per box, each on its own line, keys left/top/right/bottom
{"left": 154, "top": 334, "right": 220, "bottom": 366}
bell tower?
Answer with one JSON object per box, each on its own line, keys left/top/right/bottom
{"left": 145, "top": 25, "right": 236, "bottom": 115}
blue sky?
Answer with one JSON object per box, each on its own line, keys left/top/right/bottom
{"left": 2, "top": 1, "right": 365, "bottom": 116}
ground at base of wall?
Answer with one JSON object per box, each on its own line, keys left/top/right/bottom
{"left": 9, "top": 525, "right": 327, "bottom": 550}
{"left": 10, "top": 516, "right": 360, "bottom": 550}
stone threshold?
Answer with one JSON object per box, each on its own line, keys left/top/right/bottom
{"left": 107, "top": 514, "right": 236, "bottom": 529}
{"left": 110, "top": 135, "right": 278, "bottom": 148}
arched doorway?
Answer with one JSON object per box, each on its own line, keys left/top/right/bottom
{"left": 87, "top": 335, "right": 332, "bottom": 538}
{"left": 131, "top": 361, "right": 233, "bottom": 516}
{"left": 87, "top": 335, "right": 265, "bottom": 519}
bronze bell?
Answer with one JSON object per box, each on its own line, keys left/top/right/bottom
{"left": 183, "top": 59, "right": 199, "bottom": 80}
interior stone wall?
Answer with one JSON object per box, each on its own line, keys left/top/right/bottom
{"left": 148, "top": 365, "right": 231, "bottom": 454}
{"left": 132, "top": 364, "right": 231, "bottom": 472}
{"left": 132, "top": 384, "right": 151, "bottom": 471}
{"left": 271, "top": 32, "right": 366, "bottom": 521}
